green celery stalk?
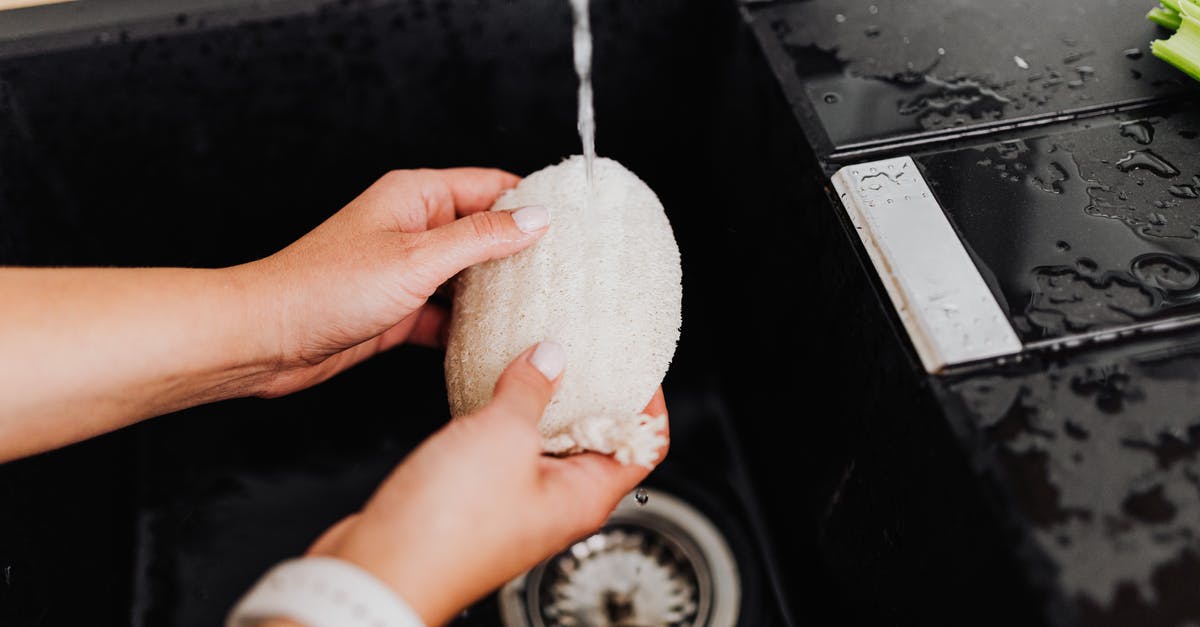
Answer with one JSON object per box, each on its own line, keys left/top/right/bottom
{"left": 1149, "top": 5, "right": 1184, "bottom": 29}
{"left": 1180, "top": 0, "right": 1200, "bottom": 17}
{"left": 1162, "top": 0, "right": 1182, "bottom": 12}
{"left": 1153, "top": 14, "right": 1200, "bottom": 81}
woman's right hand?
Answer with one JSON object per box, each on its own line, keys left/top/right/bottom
{"left": 301, "top": 341, "right": 669, "bottom": 626}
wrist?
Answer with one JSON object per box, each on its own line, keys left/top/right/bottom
{"left": 210, "top": 262, "right": 290, "bottom": 398}
{"left": 228, "top": 556, "right": 426, "bottom": 627}
{"left": 328, "top": 541, "right": 453, "bottom": 627}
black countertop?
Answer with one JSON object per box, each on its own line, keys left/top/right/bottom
{"left": 746, "top": 0, "right": 1200, "bottom": 625}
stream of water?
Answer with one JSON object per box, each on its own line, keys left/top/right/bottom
{"left": 570, "top": 0, "right": 595, "bottom": 192}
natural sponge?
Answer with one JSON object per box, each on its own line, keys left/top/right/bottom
{"left": 444, "top": 155, "right": 682, "bottom": 467}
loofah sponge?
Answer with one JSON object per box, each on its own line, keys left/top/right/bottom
{"left": 444, "top": 156, "right": 682, "bottom": 467}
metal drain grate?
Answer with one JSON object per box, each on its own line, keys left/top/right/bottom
{"left": 500, "top": 488, "right": 739, "bottom": 627}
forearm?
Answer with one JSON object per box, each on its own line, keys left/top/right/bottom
{"left": 0, "top": 265, "right": 277, "bottom": 461}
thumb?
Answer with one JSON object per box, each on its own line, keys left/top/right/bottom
{"left": 405, "top": 206, "right": 549, "bottom": 295}
{"left": 486, "top": 340, "right": 566, "bottom": 425}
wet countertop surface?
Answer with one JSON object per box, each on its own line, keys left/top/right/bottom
{"left": 747, "top": 0, "right": 1200, "bottom": 624}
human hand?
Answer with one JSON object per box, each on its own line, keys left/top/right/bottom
{"left": 297, "top": 342, "right": 669, "bottom": 626}
{"left": 236, "top": 168, "right": 548, "bottom": 397}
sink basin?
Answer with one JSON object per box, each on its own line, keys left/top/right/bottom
{"left": 0, "top": 1, "right": 816, "bottom": 625}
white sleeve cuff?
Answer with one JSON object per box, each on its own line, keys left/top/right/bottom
{"left": 226, "top": 556, "right": 426, "bottom": 627}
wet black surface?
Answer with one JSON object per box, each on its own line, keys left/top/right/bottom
{"left": 916, "top": 109, "right": 1200, "bottom": 342}
{"left": 937, "top": 329, "right": 1200, "bottom": 625}
{"left": 747, "top": 0, "right": 1200, "bottom": 625}
{"left": 748, "top": 0, "right": 1197, "bottom": 159}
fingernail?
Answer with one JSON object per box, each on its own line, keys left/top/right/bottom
{"left": 511, "top": 205, "right": 550, "bottom": 233}
{"left": 530, "top": 340, "right": 566, "bottom": 380}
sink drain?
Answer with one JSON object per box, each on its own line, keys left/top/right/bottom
{"left": 499, "top": 488, "right": 740, "bottom": 627}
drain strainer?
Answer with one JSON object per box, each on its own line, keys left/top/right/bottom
{"left": 500, "top": 488, "right": 739, "bottom": 627}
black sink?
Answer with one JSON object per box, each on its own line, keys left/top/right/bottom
{"left": 0, "top": 1, "right": 824, "bottom": 625}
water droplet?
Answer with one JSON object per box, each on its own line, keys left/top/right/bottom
{"left": 1124, "top": 47, "right": 1144, "bottom": 60}
{"left": 835, "top": 13, "right": 846, "bottom": 23}
{"left": 823, "top": 92, "right": 841, "bottom": 104}
{"left": 1075, "top": 65, "right": 1095, "bottom": 76}
{"left": 1168, "top": 184, "right": 1199, "bottom": 199}
{"left": 634, "top": 488, "right": 649, "bottom": 506}
{"left": 1115, "top": 149, "right": 1181, "bottom": 177}
{"left": 1132, "top": 252, "right": 1199, "bottom": 291}
{"left": 1033, "top": 161, "right": 1069, "bottom": 194}
{"left": 864, "top": 25, "right": 881, "bottom": 37}
{"left": 1149, "top": 212, "right": 1168, "bottom": 226}
{"left": 869, "top": 4, "right": 878, "bottom": 14}
{"left": 937, "top": 47, "right": 946, "bottom": 55}
{"left": 1122, "top": 485, "right": 1177, "bottom": 523}
{"left": 1056, "top": 240, "right": 1071, "bottom": 252}
{"left": 1067, "top": 79, "right": 1085, "bottom": 89}
{"left": 1014, "top": 55, "right": 1029, "bottom": 69}
{"left": 1119, "top": 121, "right": 1155, "bottom": 145}
{"left": 1064, "top": 421, "right": 1089, "bottom": 440}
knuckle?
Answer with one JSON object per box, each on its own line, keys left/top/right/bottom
{"left": 467, "top": 211, "right": 510, "bottom": 242}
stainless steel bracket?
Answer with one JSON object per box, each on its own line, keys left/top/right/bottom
{"left": 831, "top": 156, "right": 1022, "bottom": 373}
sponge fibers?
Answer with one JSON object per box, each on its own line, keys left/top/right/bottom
{"left": 444, "top": 156, "right": 682, "bottom": 467}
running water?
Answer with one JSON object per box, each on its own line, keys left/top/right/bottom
{"left": 570, "top": 0, "right": 595, "bottom": 192}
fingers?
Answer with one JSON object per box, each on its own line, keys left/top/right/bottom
{"left": 387, "top": 304, "right": 449, "bottom": 349}
{"left": 556, "top": 451, "right": 654, "bottom": 502}
{"left": 487, "top": 341, "right": 565, "bottom": 425}
{"left": 643, "top": 386, "right": 667, "bottom": 418}
{"left": 538, "top": 391, "right": 671, "bottom": 531}
{"left": 402, "top": 206, "right": 548, "bottom": 297}
{"left": 539, "top": 452, "right": 653, "bottom": 534}
{"left": 437, "top": 168, "right": 523, "bottom": 215}
{"left": 368, "top": 168, "right": 522, "bottom": 232}
{"left": 642, "top": 386, "right": 671, "bottom": 464}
